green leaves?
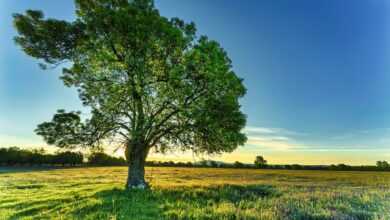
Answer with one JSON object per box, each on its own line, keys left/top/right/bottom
{"left": 35, "top": 110, "right": 85, "bottom": 148}
{"left": 13, "top": 10, "right": 84, "bottom": 65}
{"left": 15, "top": 0, "right": 247, "bottom": 156}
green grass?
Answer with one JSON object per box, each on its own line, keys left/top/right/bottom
{"left": 1, "top": 167, "right": 390, "bottom": 219}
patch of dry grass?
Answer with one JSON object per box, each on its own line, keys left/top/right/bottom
{"left": 1, "top": 167, "right": 390, "bottom": 219}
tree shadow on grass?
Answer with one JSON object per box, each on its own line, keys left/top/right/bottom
{"left": 277, "top": 203, "right": 379, "bottom": 220}
{"left": 6, "top": 197, "right": 79, "bottom": 220}
{"left": 160, "top": 184, "right": 278, "bottom": 204}
{"left": 69, "top": 185, "right": 385, "bottom": 220}
{"left": 69, "top": 184, "right": 279, "bottom": 220}
{"left": 7, "top": 183, "right": 386, "bottom": 220}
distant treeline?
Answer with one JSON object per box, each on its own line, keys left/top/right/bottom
{"left": 0, "top": 147, "right": 83, "bottom": 166}
{"left": 147, "top": 160, "right": 390, "bottom": 171}
{"left": 1, "top": 147, "right": 390, "bottom": 171}
{"left": 0, "top": 147, "right": 126, "bottom": 166}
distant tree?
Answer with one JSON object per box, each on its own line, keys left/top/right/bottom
{"left": 32, "top": 148, "right": 46, "bottom": 155}
{"left": 88, "top": 152, "right": 127, "bottom": 166}
{"left": 0, "top": 148, "right": 6, "bottom": 165}
{"left": 6, "top": 147, "right": 27, "bottom": 165}
{"left": 14, "top": 0, "right": 247, "bottom": 189}
{"left": 209, "top": 160, "right": 218, "bottom": 168}
{"left": 291, "top": 164, "right": 303, "bottom": 170}
{"left": 166, "top": 161, "right": 175, "bottom": 167}
{"left": 335, "top": 164, "right": 351, "bottom": 171}
{"left": 376, "top": 161, "right": 390, "bottom": 170}
{"left": 29, "top": 151, "right": 44, "bottom": 165}
{"left": 145, "top": 160, "right": 157, "bottom": 167}
{"left": 174, "top": 162, "right": 184, "bottom": 167}
{"left": 53, "top": 151, "right": 83, "bottom": 166}
{"left": 254, "top": 155, "right": 267, "bottom": 168}
{"left": 234, "top": 161, "right": 245, "bottom": 168}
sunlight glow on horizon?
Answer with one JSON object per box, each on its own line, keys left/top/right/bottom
{"left": 2, "top": 126, "right": 390, "bottom": 165}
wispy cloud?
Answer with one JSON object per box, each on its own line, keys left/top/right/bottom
{"left": 244, "top": 127, "right": 277, "bottom": 134}
{"left": 244, "top": 126, "right": 306, "bottom": 136}
{"left": 243, "top": 126, "right": 305, "bottom": 150}
{"left": 242, "top": 126, "right": 390, "bottom": 152}
{"left": 246, "top": 138, "right": 296, "bottom": 150}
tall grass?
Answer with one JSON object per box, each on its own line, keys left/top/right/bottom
{"left": 1, "top": 167, "right": 390, "bottom": 219}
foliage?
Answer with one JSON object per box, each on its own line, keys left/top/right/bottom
{"left": 88, "top": 152, "right": 127, "bottom": 166}
{"left": 254, "top": 155, "right": 267, "bottom": 168}
{"left": 13, "top": 0, "right": 247, "bottom": 186}
{"left": 1, "top": 167, "right": 390, "bottom": 219}
{"left": 233, "top": 161, "right": 245, "bottom": 168}
{"left": 0, "top": 147, "right": 83, "bottom": 166}
{"left": 377, "top": 160, "right": 390, "bottom": 170}
{"left": 53, "top": 151, "right": 84, "bottom": 165}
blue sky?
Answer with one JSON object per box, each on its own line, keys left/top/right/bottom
{"left": 1, "top": 0, "right": 390, "bottom": 164}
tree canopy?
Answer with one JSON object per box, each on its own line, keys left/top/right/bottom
{"left": 254, "top": 155, "right": 267, "bottom": 168}
{"left": 13, "top": 0, "right": 247, "bottom": 188}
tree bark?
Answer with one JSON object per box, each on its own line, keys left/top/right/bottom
{"left": 126, "top": 141, "right": 149, "bottom": 189}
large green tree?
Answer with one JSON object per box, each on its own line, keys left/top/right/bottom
{"left": 13, "top": 0, "right": 247, "bottom": 188}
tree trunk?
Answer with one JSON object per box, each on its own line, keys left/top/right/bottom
{"left": 126, "top": 141, "right": 149, "bottom": 189}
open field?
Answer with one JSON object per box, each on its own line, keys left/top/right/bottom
{"left": 1, "top": 167, "right": 390, "bottom": 219}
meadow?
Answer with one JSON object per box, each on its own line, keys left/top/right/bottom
{"left": 1, "top": 167, "right": 390, "bottom": 220}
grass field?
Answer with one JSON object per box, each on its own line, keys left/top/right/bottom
{"left": 1, "top": 167, "right": 390, "bottom": 219}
